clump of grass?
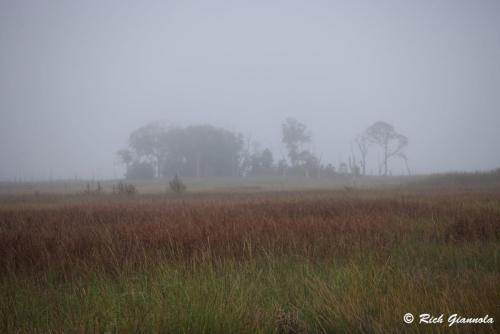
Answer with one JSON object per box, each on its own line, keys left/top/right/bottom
{"left": 114, "top": 181, "right": 137, "bottom": 196}
{"left": 169, "top": 174, "right": 186, "bottom": 194}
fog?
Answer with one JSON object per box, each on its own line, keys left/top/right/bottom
{"left": 1, "top": 0, "right": 499, "bottom": 181}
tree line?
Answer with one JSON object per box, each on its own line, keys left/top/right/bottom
{"left": 117, "top": 119, "right": 408, "bottom": 179}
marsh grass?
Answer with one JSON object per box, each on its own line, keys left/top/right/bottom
{"left": 0, "top": 191, "right": 499, "bottom": 333}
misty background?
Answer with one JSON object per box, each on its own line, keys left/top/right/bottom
{"left": 1, "top": 0, "right": 499, "bottom": 181}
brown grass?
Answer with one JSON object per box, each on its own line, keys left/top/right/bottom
{"left": 1, "top": 191, "right": 497, "bottom": 275}
{"left": 0, "top": 190, "right": 499, "bottom": 333}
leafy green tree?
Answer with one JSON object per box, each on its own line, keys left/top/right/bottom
{"left": 117, "top": 149, "right": 134, "bottom": 170}
{"left": 282, "top": 118, "right": 311, "bottom": 168}
{"left": 120, "top": 122, "right": 245, "bottom": 178}
{"left": 128, "top": 122, "right": 170, "bottom": 178}
{"left": 282, "top": 118, "right": 320, "bottom": 176}
{"left": 261, "top": 148, "right": 274, "bottom": 171}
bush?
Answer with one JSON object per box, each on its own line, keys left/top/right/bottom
{"left": 169, "top": 174, "right": 186, "bottom": 194}
{"left": 114, "top": 182, "right": 137, "bottom": 196}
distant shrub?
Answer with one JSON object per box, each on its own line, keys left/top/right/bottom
{"left": 115, "top": 182, "right": 137, "bottom": 196}
{"left": 84, "top": 182, "right": 103, "bottom": 195}
{"left": 126, "top": 162, "right": 155, "bottom": 180}
{"left": 169, "top": 174, "right": 186, "bottom": 194}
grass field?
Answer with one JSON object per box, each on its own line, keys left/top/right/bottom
{"left": 3, "top": 169, "right": 498, "bottom": 196}
{"left": 0, "top": 187, "right": 499, "bottom": 333}
{"left": 0, "top": 174, "right": 426, "bottom": 196}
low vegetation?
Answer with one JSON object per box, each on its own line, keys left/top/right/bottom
{"left": 169, "top": 174, "right": 187, "bottom": 194}
{"left": 410, "top": 168, "right": 500, "bottom": 190}
{"left": 0, "top": 190, "right": 499, "bottom": 333}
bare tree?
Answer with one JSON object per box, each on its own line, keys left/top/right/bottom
{"left": 365, "top": 121, "right": 408, "bottom": 176}
{"left": 397, "top": 152, "right": 411, "bottom": 176}
{"left": 355, "top": 133, "right": 369, "bottom": 176}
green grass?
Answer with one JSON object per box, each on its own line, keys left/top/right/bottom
{"left": 2, "top": 240, "right": 498, "bottom": 333}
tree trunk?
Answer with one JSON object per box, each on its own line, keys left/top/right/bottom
{"left": 154, "top": 157, "right": 159, "bottom": 178}
{"left": 383, "top": 141, "right": 388, "bottom": 176}
{"left": 196, "top": 153, "right": 201, "bottom": 178}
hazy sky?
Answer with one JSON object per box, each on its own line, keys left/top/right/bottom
{"left": 1, "top": 0, "right": 499, "bottom": 180}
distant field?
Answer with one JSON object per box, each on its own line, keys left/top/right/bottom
{"left": 407, "top": 169, "right": 500, "bottom": 191}
{"left": 1, "top": 190, "right": 499, "bottom": 333}
{"left": 0, "top": 175, "right": 426, "bottom": 196}
{"left": 2, "top": 169, "right": 499, "bottom": 196}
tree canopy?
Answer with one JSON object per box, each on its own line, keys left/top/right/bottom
{"left": 120, "top": 122, "right": 244, "bottom": 178}
{"left": 364, "top": 121, "right": 408, "bottom": 175}
{"left": 118, "top": 119, "right": 410, "bottom": 179}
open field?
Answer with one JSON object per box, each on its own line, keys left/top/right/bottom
{"left": 1, "top": 189, "right": 499, "bottom": 333}
{"left": 0, "top": 175, "right": 426, "bottom": 196}
{"left": 2, "top": 169, "right": 499, "bottom": 196}
{"left": 0, "top": 176, "right": 380, "bottom": 196}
